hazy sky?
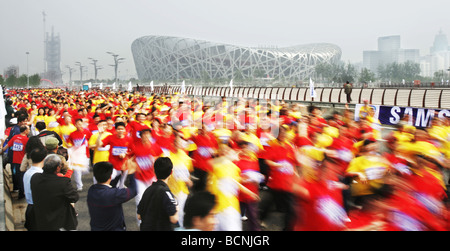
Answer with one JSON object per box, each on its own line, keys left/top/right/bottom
{"left": 1, "top": 0, "right": 449, "bottom": 82}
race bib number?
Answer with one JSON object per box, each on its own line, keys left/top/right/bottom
{"left": 393, "top": 163, "right": 411, "bottom": 175}
{"left": 218, "top": 178, "right": 239, "bottom": 197}
{"left": 197, "top": 147, "right": 213, "bottom": 158}
{"left": 391, "top": 210, "right": 425, "bottom": 231}
{"left": 12, "top": 142, "right": 23, "bottom": 151}
{"left": 365, "top": 166, "right": 385, "bottom": 180}
{"left": 414, "top": 192, "right": 443, "bottom": 216}
{"left": 97, "top": 145, "right": 110, "bottom": 151}
{"left": 48, "top": 122, "right": 59, "bottom": 128}
{"left": 337, "top": 149, "right": 353, "bottom": 163}
{"left": 112, "top": 146, "right": 128, "bottom": 156}
{"left": 317, "top": 196, "right": 347, "bottom": 227}
{"left": 136, "top": 156, "right": 153, "bottom": 170}
{"left": 173, "top": 165, "right": 190, "bottom": 181}
{"left": 276, "top": 160, "right": 294, "bottom": 174}
{"left": 260, "top": 137, "right": 269, "bottom": 147}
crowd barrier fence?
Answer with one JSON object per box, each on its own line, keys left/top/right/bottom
{"left": 136, "top": 86, "right": 450, "bottom": 109}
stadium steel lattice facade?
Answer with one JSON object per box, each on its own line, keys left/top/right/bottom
{"left": 131, "top": 35, "right": 342, "bottom": 81}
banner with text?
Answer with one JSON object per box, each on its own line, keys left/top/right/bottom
{"left": 354, "top": 104, "right": 450, "bottom": 128}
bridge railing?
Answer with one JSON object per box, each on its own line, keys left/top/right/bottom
{"left": 137, "top": 86, "right": 450, "bottom": 109}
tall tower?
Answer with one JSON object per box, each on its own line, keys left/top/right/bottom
{"left": 42, "top": 11, "right": 47, "bottom": 74}
{"left": 42, "top": 12, "right": 62, "bottom": 85}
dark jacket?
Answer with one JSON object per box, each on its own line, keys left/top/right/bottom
{"left": 38, "top": 129, "right": 63, "bottom": 146}
{"left": 30, "top": 173, "right": 79, "bottom": 231}
{"left": 87, "top": 174, "right": 137, "bottom": 231}
{"left": 137, "top": 180, "right": 178, "bottom": 231}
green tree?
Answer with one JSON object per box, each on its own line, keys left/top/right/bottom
{"left": 377, "top": 61, "right": 420, "bottom": 82}
{"left": 18, "top": 74, "right": 28, "bottom": 87}
{"left": 5, "top": 75, "right": 17, "bottom": 87}
{"left": 358, "top": 68, "right": 376, "bottom": 83}
{"left": 30, "top": 74, "right": 41, "bottom": 87}
{"left": 253, "top": 68, "right": 266, "bottom": 78}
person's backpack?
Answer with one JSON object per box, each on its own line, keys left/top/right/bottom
{"left": 344, "top": 83, "right": 352, "bottom": 94}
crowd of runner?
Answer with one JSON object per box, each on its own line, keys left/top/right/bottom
{"left": 2, "top": 87, "right": 450, "bottom": 231}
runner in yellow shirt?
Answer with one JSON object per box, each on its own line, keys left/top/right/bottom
{"left": 54, "top": 114, "right": 77, "bottom": 149}
{"left": 345, "top": 139, "right": 391, "bottom": 206}
{"left": 165, "top": 133, "right": 193, "bottom": 228}
{"left": 207, "top": 144, "right": 258, "bottom": 231}
{"left": 88, "top": 120, "right": 112, "bottom": 165}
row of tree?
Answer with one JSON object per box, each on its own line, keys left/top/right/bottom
{"left": 314, "top": 60, "right": 444, "bottom": 84}
{"left": 0, "top": 74, "right": 41, "bottom": 87}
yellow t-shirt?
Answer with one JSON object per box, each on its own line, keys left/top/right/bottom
{"left": 346, "top": 155, "right": 389, "bottom": 197}
{"left": 44, "top": 116, "right": 58, "bottom": 131}
{"left": 55, "top": 124, "right": 77, "bottom": 148}
{"left": 89, "top": 132, "right": 112, "bottom": 164}
{"left": 33, "top": 115, "right": 46, "bottom": 125}
{"left": 166, "top": 149, "right": 193, "bottom": 196}
{"left": 207, "top": 157, "right": 241, "bottom": 213}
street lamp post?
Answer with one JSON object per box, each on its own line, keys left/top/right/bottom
{"left": 75, "top": 61, "right": 85, "bottom": 86}
{"left": 65, "top": 65, "right": 74, "bottom": 88}
{"left": 106, "top": 51, "right": 125, "bottom": 85}
{"left": 26, "top": 52, "right": 29, "bottom": 89}
{"left": 88, "top": 57, "right": 103, "bottom": 83}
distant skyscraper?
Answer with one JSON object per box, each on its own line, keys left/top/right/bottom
{"left": 363, "top": 35, "right": 420, "bottom": 75}
{"left": 431, "top": 29, "right": 449, "bottom": 54}
{"left": 43, "top": 26, "right": 62, "bottom": 84}
{"left": 378, "top": 35, "right": 401, "bottom": 52}
{"left": 420, "top": 30, "right": 450, "bottom": 77}
{"left": 3, "top": 65, "right": 19, "bottom": 79}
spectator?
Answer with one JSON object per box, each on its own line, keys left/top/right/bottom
{"left": 36, "top": 121, "right": 63, "bottom": 147}
{"left": 23, "top": 147, "right": 47, "bottom": 231}
{"left": 177, "top": 191, "right": 217, "bottom": 231}
{"left": 137, "top": 157, "right": 179, "bottom": 231}
{"left": 30, "top": 154, "right": 79, "bottom": 231}
{"left": 87, "top": 161, "right": 137, "bottom": 231}
{"left": 45, "top": 137, "right": 71, "bottom": 178}
{"left": 344, "top": 81, "right": 352, "bottom": 103}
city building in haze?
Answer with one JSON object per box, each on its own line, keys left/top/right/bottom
{"left": 3, "top": 65, "right": 19, "bottom": 79}
{"left": 420, "top": 30, "right": 450, "bottom": 77}
{"left": 363, "top": 35, "right": 420, "bottom": 75}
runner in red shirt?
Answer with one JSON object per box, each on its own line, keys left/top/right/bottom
{"left": 98, "top": 121, "right": 132, "bottom": 188}
{"left": 234, "top": 137, "right": 264, "bottom": 231}
{"left": 293, "top": 157, "right": 348, "bottom": 231}
{"left": 129, "top": 128, "right": 163, "bottom": 205}
{"left": 127, "top": 113, "right": 150, "bottom": 142}
{"left": 190, "top": 124, "right": 218, "bottom": 192}
{"left": 259, "top": 125, "right": 298, "bottom": 231}
{"left": 1, "top": 125, "right": 30, "bottom": 199}
{"left": 68, "top": 119, "right": 92, "bottom": 191}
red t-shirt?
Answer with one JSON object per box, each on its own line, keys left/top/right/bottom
{"left": 346, "top": 209, "right": 385, "bottom": 230}
{"left": 263, "top": 139, "right": 297, "bottom": 192}
{"left": 68, "top": 129, "right": 92, "bottom": 157}
{"left": 88, "top": 123, "right": 99, "bottom": 135}
{"left": 127, "top": 121, "right": 150, "bottom": 142}
{"left": 294, "top": 179, "right": 347, "bottom": 231}
{"left": 384, "top": 191, "right": 446, "bottom": 231}
{"left": 130, "top": 141, "right": 163, "bottom": 182}
{"left": 191, "top": 132, "right": 218, "bottom": 172}
{"left": 234, "top": 155, "right": 261, "bottom": 203}
{"left": 7, "top": 134, "right": 28, "bottom": 164}
{"left": 102, "top": 134, "right": 133, "bottom": 170}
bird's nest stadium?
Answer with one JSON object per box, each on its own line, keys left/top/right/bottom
{"left": 131, "top": 35, "right": 342, "bottom": 81}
